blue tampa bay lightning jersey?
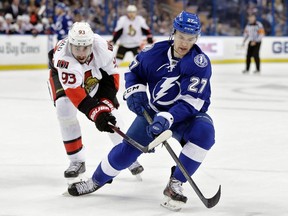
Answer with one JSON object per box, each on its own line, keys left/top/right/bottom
{"left": 125, "top": 40, "right": 212, "bottom": 123}
{"left": 53, "top": 14, "right": 73, "bottom": 41}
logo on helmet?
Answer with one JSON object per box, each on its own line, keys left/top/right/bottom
{"left": 68, "top": 22, "right": 94, "bottom": 46}
{"left": 173, "top": 11, "right": 201, "bottom": 35}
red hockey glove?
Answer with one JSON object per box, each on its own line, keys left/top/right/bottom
{"left": 89, "top": 100, "right": 116, "bottom": 133}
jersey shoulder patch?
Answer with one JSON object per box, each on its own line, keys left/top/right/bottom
{"left": 142, "top": 43, "right": 154, "bottom": 52}
{"left": 57, "top": 60, "right": 69, "bottom": 69}
{"left": 194, "top": 54, "right": 208, "bottom": 68}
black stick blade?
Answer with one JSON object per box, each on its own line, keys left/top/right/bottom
{"left": 204, "top": 185, "right": 221, "bottom": 208}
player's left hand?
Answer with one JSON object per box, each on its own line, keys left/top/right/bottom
{"left": 147, "top": 112, "right": 173, "bottom": 138}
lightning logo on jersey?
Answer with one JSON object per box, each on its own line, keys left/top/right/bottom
{"left": 152, "top": 76, "right": 180, "bottom": 106}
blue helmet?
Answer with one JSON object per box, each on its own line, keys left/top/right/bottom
{"left": 173, "top": 11, "right": 201, "bottom": 35}
{"left": 56, "top": 2, "right": 66, "bottom": 11}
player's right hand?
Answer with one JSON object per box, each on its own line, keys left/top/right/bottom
{"left": 88, "top": 103, "right": 116, "bottom": 133}
{"left": 146, "top": 112, "right": 173, "bottom": 138}
{"left": 95, "top": 112, "right": 116, "bottom": 133}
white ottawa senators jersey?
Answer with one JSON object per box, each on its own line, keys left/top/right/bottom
{"left": 53, "top": 34, "right": 117, "bottom": 98}
{"left": 114, "top": 15, "right": 150, "bottom": 48}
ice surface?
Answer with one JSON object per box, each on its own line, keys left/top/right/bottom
{"left": 0, "top": 64, "right": 287, "bottom": 216}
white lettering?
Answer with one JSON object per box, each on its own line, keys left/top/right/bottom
{"left": 90, "top": 105, "right": 110, "bottom": 120}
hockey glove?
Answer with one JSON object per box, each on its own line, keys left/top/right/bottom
{"left": 95, "top": 112, "right": 116, "bottom": 133}
{"left": 124, "top": 84, "right": 154, "bottom": 117}
{"left": 147, "top": 112, "right": 174, "bottom": 138}
{"left": 89, "top": 100, "right": 116, "bottom": 133}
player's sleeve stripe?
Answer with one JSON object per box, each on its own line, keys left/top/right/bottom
{"left": 178, "top": 94, "right": 205, "bottom": 111}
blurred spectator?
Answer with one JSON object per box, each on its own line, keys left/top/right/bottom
{"left": 105, "top": 1, "right": 117, "bottom": 33}
{"left": 5, "top": 0, "right": 25, "bottom": 20}
{"left": 0, "top": 1, "right": 287, "bottom": 36}
{"left": 260, "top": 13, "right": 272, "bottom": 36}
{"left": 21, "top": 14, "right": 33, "bottom": 33}
{"left": 73, "top": 9, "right": 84, "bottom": 22}
{"left": 30, "top": 18, "right": 43, "bottom": 36}
{"left": 28, "top": 3, "right": 40, "bottom": 26}
{"left": 91, "top": 0, "right": 103, "bottom": 6}
{"left": 0, "top": 1, "right": 10, "bottom": 16}
{"left": 274, "top": 0, "right": 284, "bottom": 14}
{"left": 3, "top": 13, "right": 18, "bottom": 34}
{"left": 201, "top": 15, "right": 216, "bottom": 36}
{"left": 0, "top": 16, "right": 5, "bottom": 33}
{"left": 14, "top": 15, "right": 25, "bottom": 34}
{"left": 41, "top": 17, "right": 53, "bottom": 34}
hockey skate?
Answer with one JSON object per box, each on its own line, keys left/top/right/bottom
{"left": 64, "top": 162, "right": 86, "bottom": 185}
{"left": 128, "top": 161, "right": 144, "bottom": 181}
{"left": 161, "top": 177, "right": 187, "bottom": 211}
{"left": 64, "top": 161, "right": 86, "bottom": 178}
{"left": 68, "top": 178, "right": 101, "bottom": 196}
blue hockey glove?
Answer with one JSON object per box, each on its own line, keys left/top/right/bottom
{"left": 126, "top": 92, "right": 149, "bottom": 116}
{"left": 147, "top": 112, "right": 174, "bottom": 138}
{"left": 124, "top": 84, "right": 154, "bottom": 116}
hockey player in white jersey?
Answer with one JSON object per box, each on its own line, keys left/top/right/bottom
{"left": 110, "top": 5, "right": 153, "bottom": 65}
{"left": 47, "top": 22, "right": 144, "bottom": 183}
{"left": 67, "top": 12, "right": 216, "bottom": 211}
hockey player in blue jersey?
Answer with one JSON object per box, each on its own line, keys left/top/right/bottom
{"left": 67, "top": 11, "right": 215, "bottom": 211}
{"left": 52, "top": 3, "right": 73, "bottom": 41}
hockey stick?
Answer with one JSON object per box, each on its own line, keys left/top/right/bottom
{"left": 142, "top": 110, "right": 221, "bottom": 208}
{"left": 108, "top": 124, "right": 172, "bottom": 153}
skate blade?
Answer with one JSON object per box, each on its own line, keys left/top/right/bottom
{"left": 62, "top": 191, "right": 70, "bottom": 196}
{"left": 66, "top": 173, "right": 87, "bottom": 185}
{"left": 135, "top": 174, "right": 143, "bottom": 181}
{"left": 62, "top": 174, "right": 88, "bottom": 196}
{"left": 160, "top": 196, "right": 185, "bottom": 212}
